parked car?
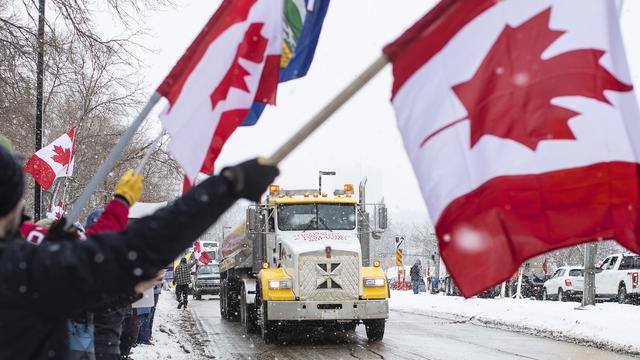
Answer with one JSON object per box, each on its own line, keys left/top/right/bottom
{"left": 543, "top": 266, "right": 584, "bottom": 301}
{"left": 192, "top": 262, "right": 221, "bottom": 300}
{"left": 595, "top": 253, "right": 640, "bottom": 304}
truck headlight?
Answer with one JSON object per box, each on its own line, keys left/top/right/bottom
{"left": 268, "top": 280, "right": 291, "bottom": 289}
{"left": 364, "top": 278, "right": 385, "bottom": 287}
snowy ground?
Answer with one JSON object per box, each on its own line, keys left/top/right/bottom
{"left": 390, "top": 290, "right": 640, "bottom": 355}
{"left": 130, "top": 290, "right": 208, "bottom": 360}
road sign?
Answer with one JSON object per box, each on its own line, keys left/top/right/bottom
{"left": 395, "top": 248, "right": 403, "bottom": 267}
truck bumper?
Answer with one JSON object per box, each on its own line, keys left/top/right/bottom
{"left": 267, "top": 299, "right": 388, "bottom": 321}
{"left": 195, "top": 285, "right": 220, "bottom": 295}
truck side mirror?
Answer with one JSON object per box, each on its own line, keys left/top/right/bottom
{"left": 378, "top": 206, "right": 388, "bottom": 230}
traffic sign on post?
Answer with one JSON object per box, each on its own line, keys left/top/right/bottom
{"left": 395, "top": 248, "right": 403, "bottom": 267}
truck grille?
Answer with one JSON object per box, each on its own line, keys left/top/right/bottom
{"left": 298, "top": 253, "right": 360, "bottom": 301}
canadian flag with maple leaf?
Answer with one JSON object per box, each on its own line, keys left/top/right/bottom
{"left": 384, "top": 0, "right": 640, "bottom": 297}
{"left": 24, "top": 128, "right": 75, "bottom": 190}
{"left": 193, "top": 241, "right": 212, "bottom": 265}
{"left": 158, "top": 0, "right": 282, "bottom": 185}
{"left": 46, "top": 199, "right": 65, "bottom": 220}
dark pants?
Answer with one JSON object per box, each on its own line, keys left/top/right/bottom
{"left": 413, "top": 280, "right": 421, "bottom": 294}
{"left": 176, "top": 284, "right": 189, "bottom": 307}
{"left": 139, "top": 294, "right": 160, "bottom": 342}
{"left": 119, "top": 309, "right": 138, "bottom": 357}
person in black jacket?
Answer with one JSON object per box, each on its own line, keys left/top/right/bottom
{"left": 0, "top": 145, "right": 278, "bottom": 360}
{"left": 410, "top": 260, "right": 423, "bottom": 295}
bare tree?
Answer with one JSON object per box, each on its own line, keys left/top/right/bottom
{"left": 0, "top": 0, "right": 182, "bottom": 221}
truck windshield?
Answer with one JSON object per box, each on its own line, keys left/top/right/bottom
{"left": 278, "top": 204, "right": 356, "bottom": 231}
{"left": 198, "top": 264, "right": 219, "bottom": 274}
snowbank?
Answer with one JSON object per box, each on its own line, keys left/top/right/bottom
{"left": 130, "top": 291, "right": 205, "bottom": 360}
{"left": 390, "top": 291, "right": 640, "bottom": 354}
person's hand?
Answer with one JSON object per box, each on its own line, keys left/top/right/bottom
{"left": 222, "top": 158, "right": 279, "bottom": 202}
{"left": 114, "top": 170, "right": 143, "bottom": 206}
{"left": 134, "top": 270, "right": 164, "bottom": 294}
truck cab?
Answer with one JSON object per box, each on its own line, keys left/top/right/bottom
{"left": 595, "top": 253, "right": 640, "bottom": 303}
{"left": 219, "top": 182, "right": 389, "bottom": 343}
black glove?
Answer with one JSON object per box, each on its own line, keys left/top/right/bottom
{"left": 222, "top": 158, "right": 279, "bottom": 202}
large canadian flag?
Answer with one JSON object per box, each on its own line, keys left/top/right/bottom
{"left": 158, "top": 0, "right": 283, "bottom": 184}
{"left": 384, "top": 0, "right": 640, "bottom": 297}
{"left": 24, "top": 128, "right": 75, "bottom": 190}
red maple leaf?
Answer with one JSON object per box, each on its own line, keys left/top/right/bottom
{"left": 210, "top": 22, "right": 269, "bottom": 110}
{"left": 421, "top": 8, "right": 633, "bottom": 150}
{"left": 51, "top": 145, "right": 72, "bottom": 166}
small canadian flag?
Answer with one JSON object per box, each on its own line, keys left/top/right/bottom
{"left": 24, "top": 128, "right": 75, "bottom": 190}
{"left": 193, "top": 241, "right": 212, "bottom": 265}
{"left": 47, "top": 199, "right": 65, "bottom": 220}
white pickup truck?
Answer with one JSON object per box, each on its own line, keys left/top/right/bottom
{"left": 595, "top": 253, "right": 640, "bottom": 304}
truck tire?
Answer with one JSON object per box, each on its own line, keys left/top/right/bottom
{"left": 618, "top": 284, "right": 627, "bottom": 304}
{"left": 220, "top": 279, "right": 228, "bottom": 319}
{"left": 241, "top": 283, "right": 257, "bottom": 333}
{"left": 341, "top": 321, "right": 357, "bottom": 332}
{"left": 364, "top": 319, "right": 385, "bottom": 342}
{"left": 228, "top": 285, "right": 240, "bottom": 322}
{"left": 557, "top": 288, "right": 565, "bottom": 302}
{"left": 260, "top": 302, "right": 278, "bottom": 344}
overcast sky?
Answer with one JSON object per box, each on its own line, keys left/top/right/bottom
{"left": 117, "top": 1, "right": 640, "bottom": 224}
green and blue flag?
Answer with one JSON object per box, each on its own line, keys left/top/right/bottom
{"left": 241, "top": 0, "right": 330, "bottom": 126}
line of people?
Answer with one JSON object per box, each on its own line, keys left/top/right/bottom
{"left": 0, "top": 134, "right": 279, "bottom": 360}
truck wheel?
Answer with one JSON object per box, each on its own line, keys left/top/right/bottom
{"left": 228, "top": 287, "right": 240, "bottom": 322}
{"left": 261, "top": 302, "right": 278, "bottom": 344}
{"left": 220, "top": 280, "right": 228, "bottom": 319}
{"left": 618, "top": 285, "right": 627, "bottom": 304}
{"left": 364, "top": 319, "right": 385, "bottom": 342}
{"left": 241, "top": 283, "right": 257, "bottom": 333}
{"left": 557, "top": 288, "right": 564, "bottom": 302}
{"left": 341, "top": 321, "right": 357, "bottom": 332}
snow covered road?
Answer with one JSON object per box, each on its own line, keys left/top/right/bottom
{"left": 158, "top": 293, "right": 634, "bottom": 360}
{"left": 389, "top": 290, "right": 640, "bottom": 355}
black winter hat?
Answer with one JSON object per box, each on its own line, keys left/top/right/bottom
{"left": 0, "top": 146, "right": 24, "bottom": 217}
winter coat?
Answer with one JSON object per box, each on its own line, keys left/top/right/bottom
{"left": 0, "top": 174, "right": 237, "bottom": 360}
{"left": 69, "top": 199, "right": 130, "bottom": 359}
{"left": 410, "top": 264, "right": 422, "bottom": 281}
{"left": 173, "top": 258, "right": 196, "bottom": 286}
{"left": 83, "top": 199, "right": 129, "bottom": 357}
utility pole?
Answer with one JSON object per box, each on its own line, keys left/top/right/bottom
{"left": 34, "top": 0, "right": 46, "bottom": 221}
{"left": 581, "top": 242, "right": 598, "bottom": 307}
{"left": 358, "top": 177, "right": 370, "bottom": 266}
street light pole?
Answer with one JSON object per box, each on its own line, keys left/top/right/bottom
{"left": 34, "top": 0, "right": 46, "bottom": 221}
